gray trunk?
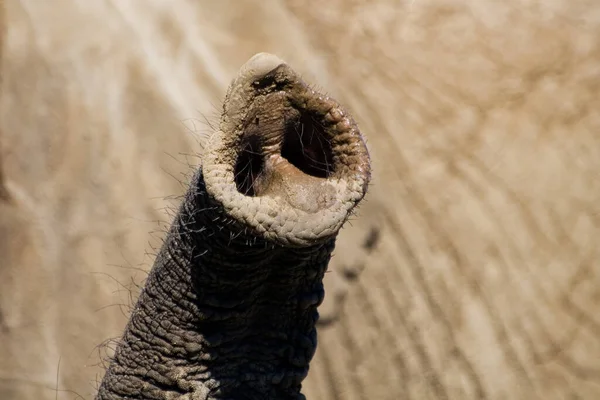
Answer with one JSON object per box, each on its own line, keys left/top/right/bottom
{"left": 96, "top": 169, "right": 333, "bottom": 399}
{"left": 95, "top": 53, "right": 371, "bottom": 399}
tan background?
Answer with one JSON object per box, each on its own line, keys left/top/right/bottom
{"left": 1, "top": 0, "right": 599, "bottom": 399}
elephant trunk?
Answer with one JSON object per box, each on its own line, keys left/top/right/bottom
{"left": 96, "top": 53, "right": 371, "bottom": 400}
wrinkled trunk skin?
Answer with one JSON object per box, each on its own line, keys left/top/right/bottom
{"left": 96, "top": 53, "right": 370, "bottom": 399}
{"left": 96, "top": 170, "right": 331, "bottom": 399}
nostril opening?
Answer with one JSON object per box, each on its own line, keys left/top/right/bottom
{"left": 281, "top": 111, "right": 334, "bottom": 179}
{"left": 234, "top": 136, "right": 264, "bottom": 197}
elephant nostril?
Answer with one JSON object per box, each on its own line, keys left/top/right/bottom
{"left": 233, "top": 108, "right": 335, "bottom": 198}
{"left": 281, "top": 112, "right": 334, "bottom": 179}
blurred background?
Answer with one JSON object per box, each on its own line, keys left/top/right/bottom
{"left": 1, "top": 0, "right": 599, "bottom": 399}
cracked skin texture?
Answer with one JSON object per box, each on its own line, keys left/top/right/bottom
{"left": 95, "top": 53, "right": 371, "bottom": 399}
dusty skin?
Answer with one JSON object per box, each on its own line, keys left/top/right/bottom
{"left": 1, "top": 0, "right": 600, "bottom": 399}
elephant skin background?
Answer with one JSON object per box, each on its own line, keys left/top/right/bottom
{"left": 0, "top": 0, "right": 599, "bottom": 399}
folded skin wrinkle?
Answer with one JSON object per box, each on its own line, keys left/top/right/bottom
{"left": 96, "top": 53, "right": 371, "bottom": 400}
